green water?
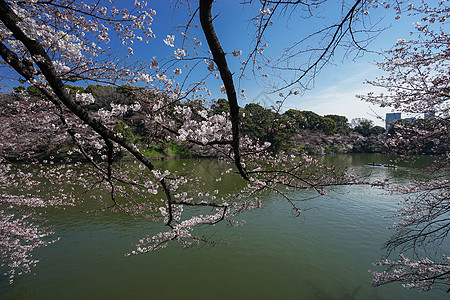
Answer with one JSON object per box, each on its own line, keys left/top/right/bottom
{"left": 1, "top": 154, "right": 448, "bottom": 299}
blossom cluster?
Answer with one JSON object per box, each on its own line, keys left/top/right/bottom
{"left": 371, "top": 254, "right": 450, "bottom": 291}
{"left": 361, "top": 1, "right": 450, "bottom": 291}
{"left": 0, "top": 211, "right": 59, "bottom": 284}
{"left": 127, "top": 198, "right": 262, "bottom": 255}
{"left": 3, "top": 0, "right": 158, "bottom": 85}
{"left": 0, "top": 0, "right": 399, "bottom": 288}
{"left": 174, "top": 106, "right": 232, "bottom": 145}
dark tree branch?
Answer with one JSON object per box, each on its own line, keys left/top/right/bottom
{"left": 199, "top": 0, "right": 249, "bottom": 180}
{"left": 0, "top": 0, "right": 180, "bottom": 226}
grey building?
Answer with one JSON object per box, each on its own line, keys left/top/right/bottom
{"left": 424, "top": 111, "right": 435, "bottom": 119}
{"left": 386, "top": 112, "right": 401, "bottom": 130}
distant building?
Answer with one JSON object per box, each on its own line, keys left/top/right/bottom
{"left": 424, "top": 111, "right": 435, "bottom": 119}
{"left": 386, "top": 112, "right": 401, "bottom": 130}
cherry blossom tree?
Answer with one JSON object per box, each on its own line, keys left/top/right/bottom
{"left": 0, "top": 0, "right": 392, "bottom": 283}
{"left": 359, "top": 1, "right": 450, "bottom": 292}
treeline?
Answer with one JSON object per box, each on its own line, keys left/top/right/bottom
{"left": 5, "top": 85, "right": 388, "bottom": 158}
{"left": 215, "top": 99, "right": 386, "bottom": 153}
{"left": 8, "top": 84, "right": 192, "bottom": 158}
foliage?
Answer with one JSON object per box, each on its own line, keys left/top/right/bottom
{"left": 350, "top": 117, "right": 371, "bottom": 129}
{"left": 0, "top": 0, "right": 429, "bottom": 288}
{"left": 284, "top": 109, "right": 308, "bottom": 131}
{"left": 167, "top": 141, "right": 192, "bottom": 156}
{"left": 86, "top": 85, "right": 132, "bottom": 111}
{"left": 319, "top": 117, "right": 338, "bottom": 135}
{"left": 113, "top": 121, "right": 140, "bottom": 145}
{"left": 350, "top": 118, "right": 386, "bottom": 137}
{"left": 65, "top": 84, "right": 85, "bottom": 95}
{"left": 211, "top": 98, "right": 230, "bottom": 115}
{"left": 325, "top": 114, "right": 351, "bottom": 134}
{"left": 370, "top": 126, "right": 386, "bottom": 136}
{"left": 280, "top": 109, "right": 339, "bottom": 136}
{"left": 240, "top": 104, "right": 343, "bottom": 153}
{"left": 241, "top": 103, "right": 292, "bottom": 153}
{"left": 360, "top": 1, "right": 450, "bottom": 291}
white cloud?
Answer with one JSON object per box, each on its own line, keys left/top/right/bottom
{"left": 287, "top": 85, "right": 392, "bottom": 127}
{"left": 284, "top": 63, "right": 395, "bottom": 127}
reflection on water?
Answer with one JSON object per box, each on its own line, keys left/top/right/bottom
{"left": 1, "top": 154, "right": 448, "bottom": 300}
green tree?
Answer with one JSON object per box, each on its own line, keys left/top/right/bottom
{"left": 283, "top": 109, "right": 307, "bottom": 132}
{"left": 211, "top": 98, "right": 229, "bottom": 115}
{"left": 318, "top": 117, "right": 337, "bottom": 135}
{"left": 64, "top": 84, "right": 85, "bottom": 95}
{"left": 325, "top": 114, "right": 350, "bottom": 134}
{"left": 242, "top": 103, "right": 293, "bottom": 153}
{"left": 242, "top": 103, "right": 274, "bottom": 139}
{"left": 113, "top": 121, "right": 139, "bottom": 145}
{"left": 301, "top": 111, "right": 322, "bottom": 130}
{"left": 86, "top": 85, "right": 131, "bottom": 110}
{"left": 353, "top": 120, "right": 373, "bottom": 137}
{"left": 370, "top": 126, "right": 385, "bottom": 136}
{"left": 26, "top": 85, "right": 43, "bottom": 97}
{"left": 12, "top": 85, "right": 25, "bottom": 94}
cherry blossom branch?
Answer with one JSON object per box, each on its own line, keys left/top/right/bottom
{"left": 0, "top": 0, "right": 181, "bottom": 227}
{"left": 361, "top": 3, "right": 450, "bottom": 291}
{"left": 371, "top": 254, "right": 450, "bottom": 292}
{"left": 0, "top": 211, "right": 59, "bottom": 284}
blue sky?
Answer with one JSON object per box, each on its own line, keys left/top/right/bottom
{"left": 137, "top": 1, "right": 424, "bottom": 127}
{"left": 0, "top": 0, "right": 428, "bottom": 127}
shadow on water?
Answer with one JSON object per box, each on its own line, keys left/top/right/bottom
{"left": 307, "top": 285, "right": 363, "bottom": 300}
{"left": 5, "top": 285, "right": 37, "bottom": 300}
